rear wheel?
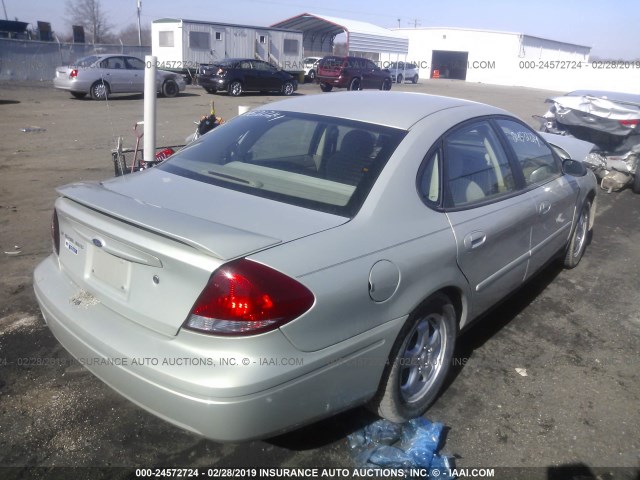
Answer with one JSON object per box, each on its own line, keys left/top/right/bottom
{"left": 71, "top": 92, "right": 86, "bottom": 99}
{"left": 564, "top": 200, "right": 591, "bottom": 268}
{"left": 320, "top": 83, "right": 333, "bottom": 92}
{"left": 397, "top": 74, "right": 403, "bottom": 84}
{"left": 412, "top": 74, "right": 419, "bottom": 84}
{"left": 282, "top": 81, "right": 295, "bottom": 96}
{"left": 369, "top": 293, "right": 457, "bottom": 422}
{"left": 90, "top": 81, "right": 109, "bottom": 100}
{"left": 228, "top": 81, "right": 242, "bottom": 96}
{"left": 348, "top": 77, "right": 361, "bottom": 91}
{"left": 162, "top": 79, "right": 179, "bottom": 97}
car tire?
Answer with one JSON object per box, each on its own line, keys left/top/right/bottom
{"left": 228, "top": 81, "right": 242, "bottom": 97}
{"left": 397, "top": 74, "right": 403, "bottom": 84}
{"left": 632, "top": 171, "right": 640, "bottom": 194}
{"left": 308, "top": 70, "right": 316, "bottom": 81}
{"left": 381, "top": 78, "right": 392, "bottom": 91}
{"left": 320, "top": 84, "right": 333, "bottom": 93}
{"left": 282, "top": 81, "right": 295, "bottom": 96}
{"left": 348, "top": 77, "right": 361, "bottom": 91}
{"left": 204, "top": 87, "right": 217, "bottom": 94}
{"left": 162, "top": 80, "right": 179, "bottom": 98}
{"left": 71, "top": 92, "right": 87, "bottom": 99}
{"left": 412, "top": 74, "right": 419, "bottom": 84}
{"left": 90, "top": 81, "right": 109, "bottom": 100}
{"left": 369, "top": 293, "right": 457, "bottom": 422}
{"left": 564, "top": 200, "right": 591, "bottom": 268}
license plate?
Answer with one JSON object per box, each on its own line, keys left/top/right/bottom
{"left": 90, "top": 247, "right": 131, "bottom": 295}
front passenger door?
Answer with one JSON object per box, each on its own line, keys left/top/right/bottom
{"left": 496, "top": 119, "right": 580, "bottom": 277}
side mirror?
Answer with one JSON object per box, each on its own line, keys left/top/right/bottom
{"left": 562, "top": 159, "right": 588, "bottom": 177}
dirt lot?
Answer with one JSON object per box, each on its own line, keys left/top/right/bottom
{"left": 0, "top": 80, "right": 639, "bottom": 479}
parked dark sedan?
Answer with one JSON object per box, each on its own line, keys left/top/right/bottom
{"left": 198, "top": 58, "right": 297, "bottom": 97}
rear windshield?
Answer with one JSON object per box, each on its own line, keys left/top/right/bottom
{"left": 73, "top": 55, "right": 99, "bottom": 67}
{"left": 159, "top": 111, "right": 407, "bottom": 217}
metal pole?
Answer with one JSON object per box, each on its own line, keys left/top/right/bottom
{"left": 2, "top": 0, "right": 8, "bottom": 20}
{"left": 137, "top": 0, "right": 142, "bottom": 46}
{"left": 143, "top": 55, "right": 156, "bottom": 163}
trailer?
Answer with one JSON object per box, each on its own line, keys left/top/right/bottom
{"left": 151, "top": 18, "right": 304, "bottom": 83}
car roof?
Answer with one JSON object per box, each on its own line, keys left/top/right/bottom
{"left": 256, "top": 91, "right": 507, "bottom": 130}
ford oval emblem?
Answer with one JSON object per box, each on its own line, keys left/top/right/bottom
{"left": 92, "top": 238, "right": 103, "bottom": 248}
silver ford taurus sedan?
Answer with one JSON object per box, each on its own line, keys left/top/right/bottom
{"left": 53, "top": 54, "right": 186, "bottom": 100}
{"left": 34, "top": 92, "right": 597, "bottom": 441}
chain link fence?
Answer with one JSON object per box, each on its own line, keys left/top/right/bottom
{"left": 0, "top": 38, "right": 151, "bottom": 81}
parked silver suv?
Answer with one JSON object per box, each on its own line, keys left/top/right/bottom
{"left": 388, "top": 61, "right": 419, "bottom": 84}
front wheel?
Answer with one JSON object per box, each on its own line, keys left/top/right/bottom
{"left": 320, "top": 84, "right": 333, "bottom": 92}
{"left": 308, "top": 70, "right": 316, "bottom": 81}
{"left": 162, "top": 80, "right": 179, "bottom": 97}
{"left": 348, "top": 77, "right": 361, "bottom": 91}
{"left": 396, "top": 74, "right": 403, "bottom": 84}
{"left": 412, "top": 74, "right": 419, "bottom": 84}
{"left": 282, "top": 81, "right": 295, "bottom": 96}
{"left": 381, "top": 78, "right": 392, "bottom": 91}
{"left": 369, "top": 293, "right": 457, "bottom": 422}
{"left": 228, "top": 80, "right": 242, "bottom": 96}
{"left": 564, "top": 200, "right": 591, "bottom": 268}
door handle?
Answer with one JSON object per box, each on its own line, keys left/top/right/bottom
{"left": 538, "top": 201, "right": 552, "bottom": 215}
{"left": 463, "top": 231, "right": 487, "bottom": 250}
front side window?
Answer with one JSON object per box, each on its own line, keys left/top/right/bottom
{"left": 159, "top": 111, "right": 406, "bottom": 217}
{"left": 443, "top": 121, "right": 516, "bottom": 208}
{"left": 497, "top": 119, "right": 560, "bottom": 186}
{"left": 125, "top": 57, "right": 144, "bottom": 70}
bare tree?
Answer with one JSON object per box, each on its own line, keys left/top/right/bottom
{"left": 118, "top": 23, "right": 151, "bottom": 46}
{"left": 65, "top": 0, "right": 112, "bottom": 44}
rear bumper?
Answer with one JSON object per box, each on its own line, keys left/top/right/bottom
{"left": 53, "top": 77, "right": 91, "bottom": 93}
{"left": 34, "top": 255, "right": 404, "bottom": 441}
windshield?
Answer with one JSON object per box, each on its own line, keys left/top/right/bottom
{"left": 159, "top": 111, "right": 407, "bottom": 217}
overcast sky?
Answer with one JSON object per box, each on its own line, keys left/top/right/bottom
{"left": 4, "top": 0, "right": 639, "bottom": 59}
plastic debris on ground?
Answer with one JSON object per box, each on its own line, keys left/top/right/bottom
{"left": 20, "top": 126, "right": 46, "bottom": 133}
{"left": 348, "top": 417, "right": 455, "bottom": 478}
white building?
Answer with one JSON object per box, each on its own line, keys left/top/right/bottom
{"left": 380, "top": 27, "right": 592, "bottom": 90}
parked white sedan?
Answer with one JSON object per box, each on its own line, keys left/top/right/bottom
{"left": 34, "top": 92, "right": 597, "bottom": 441}
{"left": 53, "top": 54, "right": 185, "bottom": 100}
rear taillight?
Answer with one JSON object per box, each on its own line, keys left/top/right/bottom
{"left": 69, "top": 69, "right": 78, "bottom": 79}
{"left": 183, "top": 259, "right": 314, "bottom": 336}
{"left": 619, "top": 119, "right": 639, "bottom": 128}
{"left": 51, "top": 209, "right": 60, "bottom": 255}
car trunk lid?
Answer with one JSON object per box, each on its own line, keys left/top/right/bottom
{"left": 55, "top": 171, "right": 347, "bottom": 336}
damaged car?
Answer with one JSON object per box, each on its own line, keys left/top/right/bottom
{"left": 535, "top": 90, "right": 640, "bottom": 193}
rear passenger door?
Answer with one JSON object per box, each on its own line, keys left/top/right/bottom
{"left": 439, "top": 120, "right": 537, "bottom": 318}
{"left": 495, "top": 119, "right": 580, "bottom": 277}
{"left": 99, "top": 56, "right": 128, "bottom": 92}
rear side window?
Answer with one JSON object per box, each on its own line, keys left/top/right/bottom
{"left": 159, "top": 111, "right": 407, "bottom": 217}
{"left": 497, "top": 119, "right": 560, "bottom": 186}
{"left": 443, "top": 121, "right": 516, "bottom": 208}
